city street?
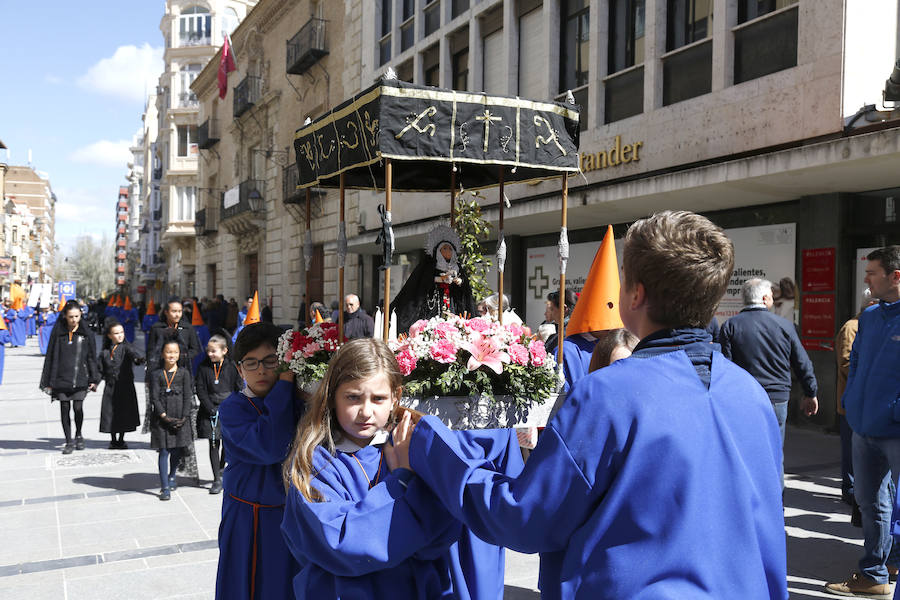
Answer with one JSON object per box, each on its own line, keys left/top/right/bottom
{"left": 0, "top": 335, "right": 873, "bottom": 599}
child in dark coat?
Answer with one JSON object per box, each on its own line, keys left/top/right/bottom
{"left": 99, "top": 320, "right": 144, "bottom": 449}
{"left": 149, "top": 340, "right": 193, "bottom": 501}
{"left": 195, "top": 334, "right": 242, "bottom": 494}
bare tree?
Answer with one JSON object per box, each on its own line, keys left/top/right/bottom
{"left": 59, "top": 235, "right": 115, "bottom": 299}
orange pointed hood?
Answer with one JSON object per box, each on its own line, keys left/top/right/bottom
{"left": 146, "top": 299, "right": 157, "bottom": 315}
{"left": 0, "top": 314, "right": 6, "bottom": 329}
{"left": 314, "top": 309, "right": 324, "bottom": 324}
{"left": 192, "top": 300, "right": 205, "bottom": 326}
{"left": 124, "top": 297, "right": 133, "bottom": 311}
{"left": 565, "top": 225, "right": 624, "bottom": 336}
{"left": 244, "top": 291, "right": 260, "bottom": 326}
{"left": 57, "top": 296, "right": 67, "bottom": 312}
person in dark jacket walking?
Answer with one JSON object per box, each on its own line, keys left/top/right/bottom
{"left": 342, "top": 294, "right": 374, "bottom": 339}
{"left": 195, "top": 334, "right": 242, "bottom": 494}
{"left": 40, "top": 300, "right": 101, "bottom": 454}
{"left": 146, "top": 299, "right": 202, "bottom": 373}
{"left": 718, "top": 277, "right": 818, "bottom": 489}
{"left": 98, "top": 320, "right": 143, "bottom": 449}
{"left": 149, "top": 340, "right": 194, "bottom": 501}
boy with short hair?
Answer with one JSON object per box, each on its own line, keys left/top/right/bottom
{"left": 215, "top": 323, "right": 302, "bottom": 600}
{"left": 398, "top": 210, "right": 788, "bottom": 599}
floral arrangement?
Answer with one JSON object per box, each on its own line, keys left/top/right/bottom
{"left": 276, "top": 322, "right": 343, "bottom": 386}
{"left": 390, "top": 314, "right": 560, "bottom": 406}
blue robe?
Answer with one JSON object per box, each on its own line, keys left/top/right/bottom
{"left": 410, "top": 329, "right": 788, "bottom": 600}
{"left": 192, "top": 324, "right": 211, "bottom": 374}
{"left": 281, "top": 429, "right": 521, "bottom": 600}
{"left": 39, "top": 313, "right": 58, "bottom": 355}
{"left": 215, "top": 380, "right": 302, "bottom": 600}
{"left": 121, "top": 308, "right": 139, "bottom": 343}
{"left": 0, "top": 329, "right": 8, "bottom": 384}
{"left": 142, "top": 314, "right": 159, "bottom": 352}
{"left": 555, "top": 334, "right": 597, "bottom": 392}
{"left": 7, "top": 309, "right": 26, "bottom": 347}
{"left": 25, "top": 306, "right": 36, "bottom": 337}
{"left": 232, "top": 310, "right": 248, "bottom": 344}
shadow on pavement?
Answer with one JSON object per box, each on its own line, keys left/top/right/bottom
{"left": 504, "top": 585, "right": 541, "bottom": 599}
{"left": 0, "top": 437, "right": 62, "bottom": 451}
{"left": 72, "top": 472, "right": 162, "bottom": 496}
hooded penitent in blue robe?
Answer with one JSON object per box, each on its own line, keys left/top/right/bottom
{"left": 7, "top": 309, "right": 26, "bottom": 347}
{"left": 410, "top": 329, "right": 788, "bottom": 600}
{"left": 39, "top": 312, "right": 58, "bottom": 355}
{"left": 0, "top": 327, "right": 9, "bottom": 384}
{"left": 25, "top": 306, "right": 36, "bottom": 337}
{"left": 555, "top": 334, "right": 597, "bottom": 393}
{"left": 192, "top": 324, "right": 211, "bottom": 374}
{"left": 215, "top": 380, "right": 303, "bottom": 600}
{"left": 121, "top": 308, "right": 139, "bottom": 343}
{"left": 282, "top": 428, "right": 521, "bottom": 600}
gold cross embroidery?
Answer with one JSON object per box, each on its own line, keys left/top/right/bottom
{"left": 475, "top": 110, "right": 502, "bottom": 152}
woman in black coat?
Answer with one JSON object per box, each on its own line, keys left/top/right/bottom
{"left": 149, "top": 340, "right": 194, "bottom": 500}
{"left": 98, "top": 320, "right": 143, "bottom": 449}
{"left": 40, "top": 300, "right": 100, "bottom": 454}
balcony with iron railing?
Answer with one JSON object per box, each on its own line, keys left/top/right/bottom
{"left": 283, "top": 163, "right": 304, "bottom": 204}
{"left": 194, "top": 205, "right": 219, "bottom": 236}
{"left": 198, "top": 118, "right": 220, "bottom": 149}
{"left": 233, "top": 76, "right": 261, "bottom": 119}
{"left": 286, "top": 18, "right": 329, "bottom": 76}
{"left": 178, "top": 92, "right": 199, "bottom": 108}
{"left": 220, "top": 179, "right": 265, "bottom": 235}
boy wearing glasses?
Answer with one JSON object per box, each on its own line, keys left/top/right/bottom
{"left": 216, "top": 323, "right": 303, "bottom": 600}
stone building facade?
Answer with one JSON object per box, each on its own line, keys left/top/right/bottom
{"left": 1, "top": 164, "right": 56, "bottom": 291}
{"left": 191, "top": 0, "right": 363, "bottom": 324}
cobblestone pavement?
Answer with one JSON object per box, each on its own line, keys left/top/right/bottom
{"left": 0, "top": 335, "right": 870, "bottom": 599}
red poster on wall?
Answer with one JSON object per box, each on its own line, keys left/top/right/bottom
{"left": 801, "top": 293, "right": 835, "bottom": 338}
{"left": 802, "top": 247, "right": 836, "bottom": 292}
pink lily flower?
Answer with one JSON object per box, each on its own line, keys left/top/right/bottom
{"left": 464, "top": 335, "right": 509, "bottom": 375}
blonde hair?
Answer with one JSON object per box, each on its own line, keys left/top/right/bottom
{"left": 284, "top": 338, "right": 404, "bottom": 502}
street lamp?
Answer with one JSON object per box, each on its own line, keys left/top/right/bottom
{"left": 248, "top": 188, "right": 263, "bottom": 212}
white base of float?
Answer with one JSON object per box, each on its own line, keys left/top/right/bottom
{"left": 400, "top": 393, "right": 567, "bottom": 429}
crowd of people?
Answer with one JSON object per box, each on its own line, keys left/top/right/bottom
{"left": 4, "top": 209, "right": 899, "bottom": 599}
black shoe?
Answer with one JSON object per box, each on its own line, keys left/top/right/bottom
{"left": 168, "top": 476, "right": 177, "bottom": 491}
{"left": 118, "top": 441, "right": 128, "bottom": 450}
{"left": 108, "top": 441, "right": 117, "bottom": 449}
{"left": 74, "top": 436, "right": 85, "bottom": 451}
{"left": 62, "top": 443, "right": 74, "bottom": 455}
{"left": 209, "top": 480, "right": 223, "bottom": 495}
{"left": 851, "top": 503, "right": 862, "bottom": 528}
{"left": 159, "top": 489, "right": 171, "bottom": 501}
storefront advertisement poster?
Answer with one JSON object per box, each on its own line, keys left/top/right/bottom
{"left": 801, "top": 293, "right": 836, "bottom": 338}
{"left": 523, "top": 223, "right": 797, "bottom": 329}
{"left": 801, "top": 247, "right": 836, "bottom": 292}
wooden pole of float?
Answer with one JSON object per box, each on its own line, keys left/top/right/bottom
{"left": 339, "top": 173, "right": 345, "bottom": 341}
{"left": 449, "top": 167, "right": 457, "bottom": 227}
{"left": 382, "top": 158, "right": 392, "bottom": 342}
{"left": 497, "top": 167, "right": 504, "bottom": 326}
{"left": 305, "top": 188, "right": 311, "bottom": 327}
{"left": 557, "top": 174, "right": 567, "bottom": 375}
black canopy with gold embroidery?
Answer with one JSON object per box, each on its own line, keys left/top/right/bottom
{"left": 293, "top": 79, "right": 580, "bottom": 191}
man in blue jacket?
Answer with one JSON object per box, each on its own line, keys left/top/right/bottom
{"left": 718, "top": 277, "right": 819, "bottom": 489}
{"left": 396, "top": 211, "right": 788, "bottom": 599}
{"left": 826, "top": 246, "right": 900, "bottom": 598}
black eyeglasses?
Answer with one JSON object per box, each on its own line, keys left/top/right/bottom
{"left": 239, "top": 354, "right": 279, "bottom": 371}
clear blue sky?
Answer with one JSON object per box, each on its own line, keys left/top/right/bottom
{"left": 0, "top": 1, "right": 168, "bottom": 254}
